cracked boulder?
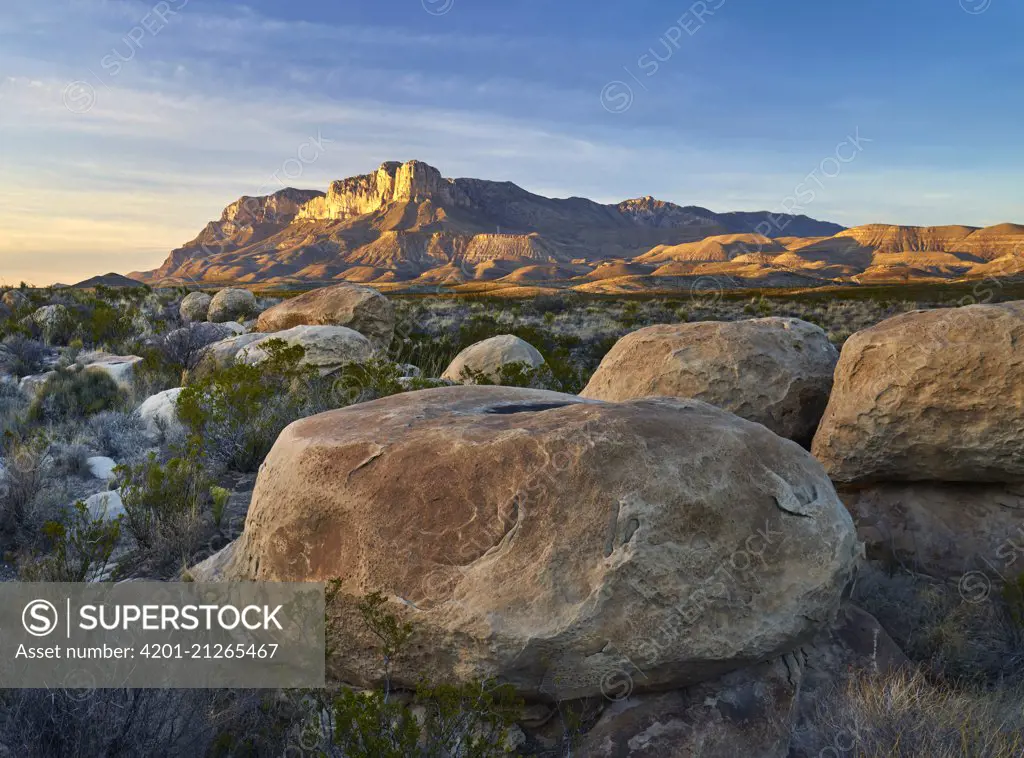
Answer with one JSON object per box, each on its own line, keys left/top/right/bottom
{"left": 581, "top": 319, "right": 838, "bottom": 446}
{"left": 226, "top": 385, "right": 856, "bottom": 699}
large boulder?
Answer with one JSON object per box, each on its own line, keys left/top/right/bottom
{"left": 840, "top": 483, "right": 1024, "bottom": 580}
{"left": 581, "top": 319, "right": 839, "bottom": 446}
{"left": 163, "top": 322, "right": 239, "bottom": 369}
{"left": 812, "top": 302, "right": 1024, "bottom": 483}
{"left": 207, "top": 288, "right": 257, "bottom": 323}
{"left": 255, "top": 283, "right": 395, "bottom": 351}
{"left": 31, "top": 304, "right": 72, "bottom": 343}
{"left": 440, "top": 335, "right": 546, "bottom": 384}
{"left": 179, "top": 291, "right": 213, "bottom": 323}
{"left": 190, "top": 333, "right": 266, "bottom": 377}
{"left": 236, "top": 325, "right": 373, "bottom": 373}
{"left": 136, "top": 387, "right": 185, "bottom": 442}
{"left": 226, "top": 386, "right": 857, "bottom": 699}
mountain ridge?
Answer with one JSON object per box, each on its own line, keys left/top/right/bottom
{"left": 131, "top": 160, "right": 1024, "bottom": 291}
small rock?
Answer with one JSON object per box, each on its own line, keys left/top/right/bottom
{"left": 84, "top": 490, "right": 125, "bottom": 522}
{"left": 86, "top": 456, "right": 117, "bottom": 481}
{"left": 136, "top": 387, "right": 185, "bottom": 442}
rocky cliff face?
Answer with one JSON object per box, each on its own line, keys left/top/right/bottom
{"left": 298, "top": 161, "right": 471, "bottom": 221}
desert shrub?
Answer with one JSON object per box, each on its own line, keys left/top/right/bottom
{"left": 0, "top": 688, "right": 262, "bottom": 758}
{"left": 29, "top": 368, "right": 124, "bottom": 423}
{"left": 177, "top": 340, "right": 337, "bottom": 472}
{"left": 83, "top": 410, "right": 149, "bottom": 461}
{"left": 791, "top": 668, "right": 1024, "bottom": 758}
{"left": 47, "top": 440, "right": 92, "bottom": 479}
{"left": 305, "top": 589, "right": 522, "bottom": 757}
{"left": 79, "top": 300, "right": 135, "bottom": 349}
{"left": 0, "top": 432, "right": 49, "bottom": 536}
{"left": 332, "top": 358, "right": 407, "bottom": 404}
{"left": 459, "top": 360, "right": 558, "bottom": 390}
{"left": 18, "top": 500, "right": 121, "bottom": 582}
{"left": 853, "top": 564, "right": 1024, "bottom": 686}
{"left": 132, "top": 346, "right": 185, "bottom": 400}
{"left": 0, "top": 378, "right": 27, "bottom": 436}
{"left": 2, "top": 334, "right": 48, "bottom": 376}
{"left": 117, "top": 447, "right": 211, "bottom": 571}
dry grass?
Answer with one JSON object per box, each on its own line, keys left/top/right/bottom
{"left": 793, "top": 669, "right": 1024, "bottom": 758}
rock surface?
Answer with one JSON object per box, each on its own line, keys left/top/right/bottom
{"left": 576, "top": 657, "right": 801, "bottom": 758}
{"left": 191, "top": 333, "right": 266, "bottom": 376}
{"left": 581, "top": 319, "right": 838, "bottom": 445}
{"left": 179, "top": 291, "right": 213, "bottom": 322}
{"left": 19, "top": 371, "right": 56, "bottom": 398}
{"left": 84, "top": 490, "right": 125, "bottom": 522}
{"left": 136, "top": 387, "right": 185, "bottom": 442}
{"left": 208, "top": 288, "right": 257, "bottom": 323}
{"left": 86, "top": 456, "right": 117, "bottom": 481}
{"left": 840, "top": 483, "right": 1024, "bottom": 579}
{"left": 237, "top": 325, "right": 373, "bottom": 373}
{"left": 256, "top": 283, "right": 395, "bottom": 351}
{"left": 226, "top": 386, "right": 856, "bottom": 699}
{"left": 1, "top": 290, "right": 29, "bottom": 310}
{"left": 77, "top": 352, "right": 143, "bottom": 389}
{"left": 812, "top": 302, "right": 1024, "bottom": 483}
{"left": 440, "top": 335, "right": 546, "bottom": 384}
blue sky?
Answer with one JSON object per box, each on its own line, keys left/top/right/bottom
{"left": 0, "top": 0, "right": 1021, "bottom": 284}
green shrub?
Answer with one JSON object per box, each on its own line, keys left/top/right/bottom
{"left": 316, "top": 589, "right": 522, "bottom": 757}
{"left": 177, "top": 340, "right": 335, "bottom": 472}
{"left": 29, "top": 368, "right": 124, "bottom": 422}
{"left": 18, "top": 501, "right": 121, "bottom": 582}
{"left": 459, "top": 360, "right": 557, "bottom": 390}
{"left": 80, "top": 301, "right": 135, "bottom": 348}
{"left": 117, "top": 446, "right": 211, "bottom": 572}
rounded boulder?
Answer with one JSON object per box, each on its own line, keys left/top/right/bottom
{"left": 440, "top": 335, "right": 546, "bottom": 384}
{"left": 227, "top": 385, "right": 856, "bottom": 699}
{"left": 581, "top": 318, "right": 839, "bottom": 446}
{"left": 255, "top": 283, "right": 395, "bottom": 351}
{"left": 208, "top": 288, "right": 257, "bottom": 323}
{"left": 179, "top": 291, "right": 213, "bottom": 323}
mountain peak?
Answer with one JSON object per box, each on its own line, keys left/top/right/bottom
{"left": 297, "top": 159, "right": 469, "bottom": 221}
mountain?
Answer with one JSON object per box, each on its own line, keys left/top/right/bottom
{"left": 132, "top": 160, "right": 846, "bottom": 286}
{"left": 71, "top": 272, "right": 147, "bottom": 289}
{"left": 132, "top": 160, "right": 1024, "bottom": 291}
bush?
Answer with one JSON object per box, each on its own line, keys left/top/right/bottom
{"left": 310, "top": 589, "right": 522, "bottom": 757}
{"left": 0, "top": 432, "right": 49, "bottom": 538}
{"left": 79, "top": 301, "right": 135, "bottom": 348}
{"left": 29, "top": 368, "right": 124, "bottom": 423}
{"left": 791, "top": 669, "right": 1024, "bottom": 758}
{"left": 0, "top": 689, "right": 262, "bottom": 758}
{"left": 117, "top": 447, "right": 211, "bottom": 571}
{"left": 177, "top": 340, "right": 336, "bottom": 472}
{"left": 83, "top": 410, "right": 149, "bottom": 461}
{"left": 18, "top": 500, "right": 121, "bottom": 582}
{"left": 2, "top": 335, "right": 47, "bottom": 376}
{"left": 459, "top": 360, "right": 558, "bottom": 390}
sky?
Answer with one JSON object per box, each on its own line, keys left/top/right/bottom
{"left": 0, "top": 0, "right": 1021, "bottom": 285}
